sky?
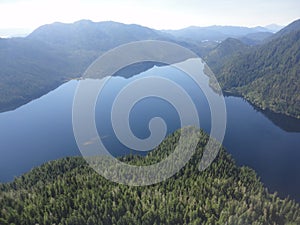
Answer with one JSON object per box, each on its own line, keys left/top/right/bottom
{"left": 0, "top": 0, "right": 299, "bottom": 31}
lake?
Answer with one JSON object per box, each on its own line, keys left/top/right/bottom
{"left": 0, "top": 64, "right": 300, "bottom": 203}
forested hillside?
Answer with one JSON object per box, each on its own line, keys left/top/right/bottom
{"left": 205, "top": 38, "right": 250, "bottom": 74}
{"left": 0, "top": 37, "right": 82, "bottom": 112}
{"left": 1, "top": 19, "right": 300, "bottom": 117}
{"left": 0, "top": 20, "right": 205, "bottom": 112}
{"left": 206, "top": 19, "right": 300, "bottom": 118}
{"left": 0, "top": 21, "right": 172, "bottom": 112}
{"left": 0, "top": 129, "right": 299, "bottom": 225}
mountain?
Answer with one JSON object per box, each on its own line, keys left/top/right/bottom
{"left": 164, "top": 25, "right": 271, "bottom": 42}
{"left": 205, "top": 38, "right": 250, "bottom": 72}
{"left": 265, "top": 24, "right": 284, "bottom": 32}
{"left": 0, "top": 20, "right": 178, "bottom": 112}
{"left": 207, "top": 25, "right": 270, "bottom": 35}
{"left": 0, "top": 28, "right": 32, "bottom": 38}
{"left": 238, "top": 32, "right": 273, "bottom": 45}
{"left": 1, "top": 19, "right": 299, "bottom": 117}
{"left": 0, "top": 20, "right": 223, "bottom": 112}
{"left": 266, "top": 18, "right": 300, "bottom": 42}
{"left": 206, "top": 19, "right": 300, "bottom": 118}
{"left": 27, "top": 20, "right": 169, "bottom": 51}
{"left": 165, "top": 27, "right": 227, "bottom": 42}
{"left": 0, "top": 37, "right": 77, "bottom": 112}
{"left": 0, "top": 128, "right": 299, "bottom": 225}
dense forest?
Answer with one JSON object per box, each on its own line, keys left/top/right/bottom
{"left": 0, "top": 21, "right": 172, "bottom": 112}
{"left": 0, "top": 35, "right": 96, "bottom": 112}
{"left": 1, "top": 129, "right": 299, "bottom": 225}
{"left": 206, "top": 19, "right": 300, "bottom": 118}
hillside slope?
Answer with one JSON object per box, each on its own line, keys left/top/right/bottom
{"left": 205, "top": 38, "right": 250, "bottom": 73}
{"left": 206, "top": 19, "right": 300, "bottom": 118}
{"left": 0, "top": 38, "right": 76, "bottom": 112}
{"left": 0, "top": 20, "right": 208, "bottom": 112}
{"left": 27, "top": 20, "right": 169, "bottom": 52}
{"left": 0, "top": 129, "right": 299, "bottom": 225}
{"left": 266, "top": 18, "right": 300, "bottom": 42}
{"left": 0, "top": 21, "right": 172, "bottom": 112}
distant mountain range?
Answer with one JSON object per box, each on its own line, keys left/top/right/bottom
{"left": 0, "top": 23, "right": 282, "bottom": 38}
{"left": 0, "top": 28, "right": 32, "bottom": 38}
{"left": 27, "top": 20, "right": 170, "bottom": 51}
{"left": 0, "top": 19, "right": 299, "bottom": 118}
{"left": 264, "top": 24, "right": 284, "bottom": 32}
{"left": 164, "top": 25, "right": 273, "bottom": 42}
{"left": 266, "top": 19, "right": 300, "bottom": 42}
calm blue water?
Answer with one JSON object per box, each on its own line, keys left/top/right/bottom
{"left": 0, "top": 65, "right": 300, "bottom": 203}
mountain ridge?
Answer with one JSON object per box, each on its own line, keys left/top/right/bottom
{"left": 206, "top": 19, "right": 300, "bottom": 118}
{"left": 163, "top": 25, "right": 271, "bottom": 42}
{"left": 0, "top": 19, "right": 299, "bottom": 118}
{"left": 0, "top": 20, "right": 175, "bottom": 112}
{"left": 266, "top": 18, "right": 300, "bottom": 42}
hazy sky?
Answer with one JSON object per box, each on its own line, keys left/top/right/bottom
{"left": 0, "top": 0, "right": 299, "bottom": 30}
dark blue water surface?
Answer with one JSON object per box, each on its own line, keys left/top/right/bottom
{"left": 0, "top": 65, "right": 299, "bottom": 203}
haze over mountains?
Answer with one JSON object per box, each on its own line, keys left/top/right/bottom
{"left": 0, "top": 19, "right": 299, "bottom": 118}
{"left": 0, "top": 28, "right": 32, "bottom": 38}
{"left": 164, "top": 25, "right": 273, "bottom": 42}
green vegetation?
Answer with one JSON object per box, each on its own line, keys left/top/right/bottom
{"left": 0, "top": 20, "right": 208, "bottom": 112}
{"left": 238, "top": 32, "right": 273, "bottom": 46}
{"left": 1, "top": 19, "right": 299, "bottom": 117}
{"left": 1, "top": 129, "right": 299, "bottom": 225}
{"left": 206, "top": 20, "right": 300, "bottom": 118}
{"left": 0, "top": 37, "right": 94, "bottom": 112}
{"left": 205, "top": 38, "right": 250, "bottom": 75}
{"left": 0, "top": 21, "right": 169, "bottom": 112}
